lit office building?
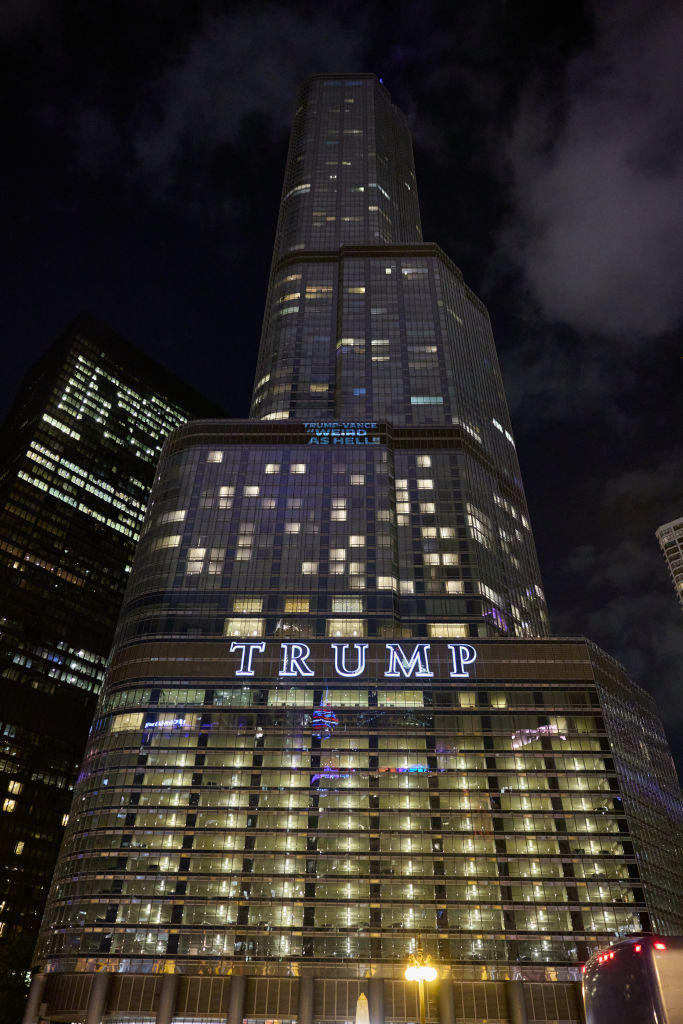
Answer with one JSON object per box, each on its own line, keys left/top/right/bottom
{"left": 655, "top": 516, "right": 683, "bottom": 611}
{"left": 0, "top": 315, "right": 221, "bottom": 964}
{"left": 26, "top": 77, "right": 683, "bottom": 1024}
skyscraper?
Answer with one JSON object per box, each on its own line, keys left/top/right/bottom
{"left": 656, "top": 516, "right": 683, "bottom": 611}
{"left": 0, "top": 315, "right": 223, "bottom": 967}
{"left": 26, "top": 77, "right": 683, "bottom": 1024}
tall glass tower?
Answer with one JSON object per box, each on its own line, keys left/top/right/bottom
{"left": 0, "top": 315, "right": 222, "bottom": 978}
{"left": 26, "top": 76, "right": 683, "bottom": 1024}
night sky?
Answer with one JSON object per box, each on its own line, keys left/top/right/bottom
{"left": 2, "top": 1, "right": 681, "bottom": 772}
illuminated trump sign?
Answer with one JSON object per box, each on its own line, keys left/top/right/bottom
{"left": 304, "top": 422, "right": 381, "bottom": 445}
{"left": 228, "top": 641, "right": 477, "bottom": 680}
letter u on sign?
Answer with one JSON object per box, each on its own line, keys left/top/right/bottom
{"left": 331, "top": 642, "right": 368, "bottom": 677}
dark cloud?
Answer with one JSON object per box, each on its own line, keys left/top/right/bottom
{"left": 548, "top": 452, "right": 683, "bottom": 760}
{"left": 500, "top": 0, "right": 683, "bottom": 338}
{"left": 133, "top": 5, "right": 369, "bottom": 181}
{"left": 557, "top": 538, "right": 683, "bottom": 734}
{"left": 499, "top": 318, "right": 635, "bottom": 429}
{"left": 0, "top": 0, "right": 49, "bottom": 38}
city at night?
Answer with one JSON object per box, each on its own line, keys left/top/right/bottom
{"left": 1, "top": 3, "right": 681, "bottom": 1023}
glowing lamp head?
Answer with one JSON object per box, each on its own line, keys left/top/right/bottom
{"left": 404, "top": 964, "right": 437, "bottom": 982}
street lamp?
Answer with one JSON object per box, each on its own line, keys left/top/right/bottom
{"left": 405, "top": 951, "right": 437, "bottom": 1024}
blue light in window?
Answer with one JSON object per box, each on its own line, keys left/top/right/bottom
{"left": 353, "top": 387, "right": 366, "bottom": 396}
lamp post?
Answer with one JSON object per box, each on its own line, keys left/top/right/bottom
{"left": 405, "top": 951, "right": 437, "bottom": 1024}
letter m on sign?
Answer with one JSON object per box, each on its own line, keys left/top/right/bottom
{"left": 384, "top": 644, "right": 434, "bottom": 678}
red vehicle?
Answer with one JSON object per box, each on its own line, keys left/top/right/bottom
{"left": 583, "top": 935, "right": 683, "bottom": 1023}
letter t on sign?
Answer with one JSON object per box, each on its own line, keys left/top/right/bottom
{"left": 230, "top": 641, "right": 266, "bottom": 676}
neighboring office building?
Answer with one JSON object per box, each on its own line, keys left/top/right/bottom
{"left": 26, "top": 77, "right": 683, "bottom": 1024}
{"left": 656, "top": 516, "right": 683, "bottom": 611}
{"left": 0, "top": 314, "right": 223, "bottom": 961}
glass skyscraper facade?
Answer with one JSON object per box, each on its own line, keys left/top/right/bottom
{"left": 0, "top": 315, "right": 222, "bottom": 968}
{"left": 26, "top": 77, "right": 683, "bottom": 1024}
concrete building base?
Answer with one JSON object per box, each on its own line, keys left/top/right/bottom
{"left": 27, "top": 970, "right": 586, "bottom": 1023}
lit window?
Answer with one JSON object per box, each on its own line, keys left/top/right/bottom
{"left": 419, "top": 503, "right": 436, "bottom": 514}
{"left": 285, "top": 598, "right": 309, "bottom": 613}
{"left": 400, "top": 580, "right": 415, "bottom": 595}
{"left": 233, "top": 598, "right": 263, "bottom": 613}
{"left": 349, "top": 535, "right": 365, "bottom": 547}
{"left": 265, "top": 463, "right": 280, "bottom": 474}
{"left": 285, "top": 522, "right": 301, "bottom": 534}
{"left": 186, "top": 547, "right": 206, "bottom": 574}
{"left": 439, "top": 527, "right": 455, "bottom": 538}
{"left": 159, "top": 510, "right": 186, "bottom": 524}
{"left": 332, "top": 597, "right": 364, "bottom": 613}
{"left": 330, "top": 548, "right": 346, "bottom": 560}
{"left": 244, "top": 485, "right": 260, "bottom": 497}
{"left": 417, "top": 455, "right": 432, "bottom": 468}
{"left": 350, "top": 475, "right": 365, "bottom": 485}
{"left": 326, "top": 619, "right": 367, "bottom": 637}
{"left": 14, "top": 841, "right": 24, "bottom": 855}
{"left": 302, "top": 562, "right": 318, "bottom": 574}
{"left": 417, "top": 479, "right": 433, "bottom": 489}
{"left": 330, "top": 562, "right": 346, "bottom": 574}
{"left": 424, "top": 553, "right": 440, "bottom": 565}
{"left": 207, "top": 451, "right": 223, "bottom": 463}
{"left": 466, "top": 502, "right": 492, "bottom": 548}
{"left": 421, "top": 527, "right": 437, "bottom": 538}
{"left": 7, "top": 781, "right": 22, "bottom": 795}
{"left": 348, "top": 286, "right": 366, "bottom": 294}
{"left": 427, "top": 623, "right": 468, "bottom": 637}
{"left": 219, "top": 485, "right": 234, "bottom": 509}
{"left": 2, "top": 799, "right": 16, "bottom": 813}
{"left": 151, "top": 534, "right": 181, "bottom": 552}
{"left": 290, "top": 463, "right": 307, "bottom": 474}
{"left": 377, "top": 576, "right": 397, "bottom": 590}
{"left": 445, "top": 581, "right": 464, "bottom": 594}
{"left": 224, "top": 618, "right": 264, "bottom": 638}
{"left": 442, "top": 553, "right": 458, "bottom": 566}
{"left": 349, "top": 562, "right": 365, "bottom": 575}
{"left": 410, "top": 396, "right": 443, "bottom": 405}
{"left": 331, "top": 509, "right": 347, "bottom": 521}
{"left": 309, "top": 383, "right": 328, "bottom": 392}
{"left": 262, "top": 498, "right": 276, "bottom": 509}
{"left": 61, "top": 813, "right": 69, "bottom": 827}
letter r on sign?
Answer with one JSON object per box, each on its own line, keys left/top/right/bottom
{"left": 279, "top": 643, "right": 315, "bottom": 677}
